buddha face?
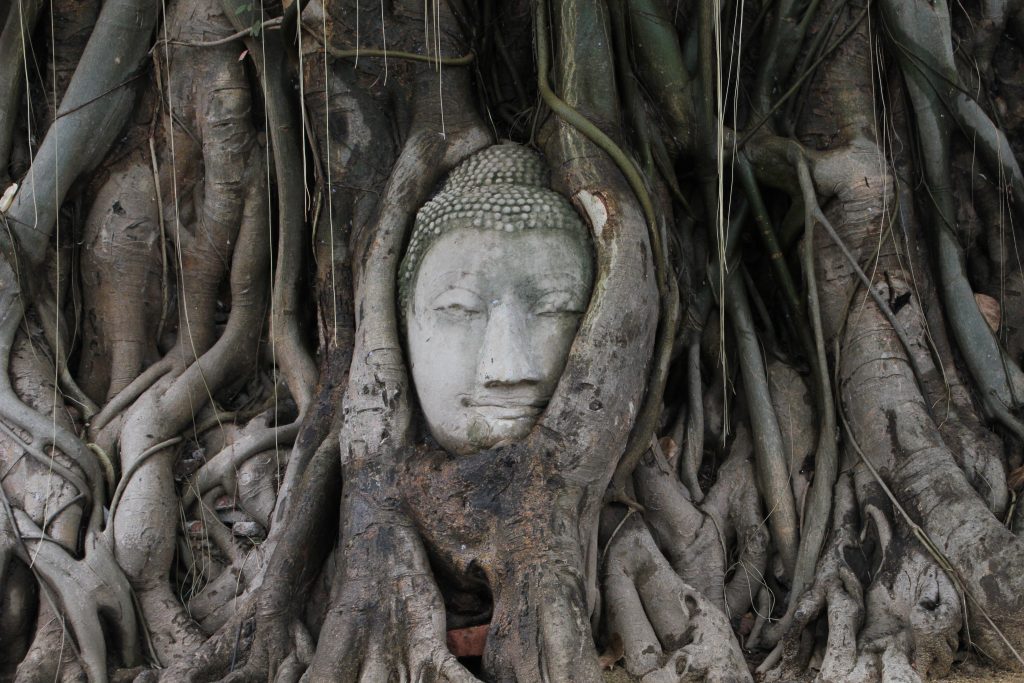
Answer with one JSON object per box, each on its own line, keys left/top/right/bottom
{"left": 406, "top": 227, "right": 593, "bottom": 454}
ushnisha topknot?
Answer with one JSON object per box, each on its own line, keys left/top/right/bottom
{"left": 398, "top": 143, "right": 590, "bottom": 313}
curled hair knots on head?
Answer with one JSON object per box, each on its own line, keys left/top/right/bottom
{"left": 398, "top": 143, "right": 590, "bottom": 315}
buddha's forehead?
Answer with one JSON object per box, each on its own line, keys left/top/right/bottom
{"left": 413, "top": 228, "right": 592, "bottom": 298}
{"left": 396, "top": 142, "right": 593, "bottom": 316}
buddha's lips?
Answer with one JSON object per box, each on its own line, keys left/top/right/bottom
{"left": 463, "top": 397, "right": 548, "bottom": 419}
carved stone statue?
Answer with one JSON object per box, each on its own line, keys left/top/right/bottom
{"left": 399, "top": 143, "right": 594, "bottom": 454}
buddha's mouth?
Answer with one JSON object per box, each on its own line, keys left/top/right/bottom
{"left": 472, "top": 405, "right": 542, "bottom": 420}
{"left": 463, "top": 396, "right": 548, "bottom": 420}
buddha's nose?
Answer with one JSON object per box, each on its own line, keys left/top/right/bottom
{"left": 478, "top": 302, "right": 542, "bottom": 388}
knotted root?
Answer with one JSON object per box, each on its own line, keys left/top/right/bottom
{"left": 700, "top": 425, "right": 770, "bottom": 623}
{"left": 603, "top": 514, "right": 750, "bottom": 683}
{"left": 765, "top": 462, "right": 963, "bottom": 683}
{"left": 13, "top": 513, "right": 141, "bottom": 681}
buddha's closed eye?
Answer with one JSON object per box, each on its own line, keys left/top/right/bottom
{"left": 533, "top": 290, "right": 585, "bottom": 317}
{"left": 432, "top": 289, "right": 484, "bottom": 318}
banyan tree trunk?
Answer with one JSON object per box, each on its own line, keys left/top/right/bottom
{"left": 0, "top": 1, "right": 1022, "bottom": 682}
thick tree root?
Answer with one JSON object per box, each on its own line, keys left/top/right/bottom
{"left": 306, "top": 520, "right": 475, "bottom": 683}
{"left": 604, "top": 515, "right": 750, "bottom": 683}
{"left": 766, "top": 470, "right": 961, "bottom": 683}
{"left": 78, "top": 161, "right": 162, "bottom": 404}
{"left": 13, "top": 515, "right": 141, "bottom": 681}
{"left": 699, "top": 426, "right": 771, "bottom": 622}
{"left": 14, "top": 599, "right": 88, "bottom": 683}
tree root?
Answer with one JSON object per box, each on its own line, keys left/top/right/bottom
{"left": 766, "top": 361, "right": 814, "bottom": 524}
{"left": 763, "top": 471, "right": 862, "bottom": 682}
{"left": 222, "top": 0, "right": 317, "bottom": 418}
{"left": 78, "top": 160, "right": 162, "bottom": 406}
{"left": 89, "top": 357, "right": 174, "bottom": 434}
{"left": 3, "top": 0, "right": 160, "bottom": 266}
{"left": 0, "top": 258, "right": 105, "bottom": 531}
{"left": 33, "top": 285, "right": 98, "bottom": 420}
{"left": 13, "top": 513, "right": 141, "bottom": 681}
{"left": 633, "top": 442, "right": 726, "bottom": 612}
{"left": 181, "top": 419, "right": 298, "bottom": 515}
{"left": 306, "top": 520, "right": 475, "bottom": 683}
{"left": 0, "top": 0, "right": 44, "bottom": 185}
{"left": 6, "top": 1, "right": 1024, "bottom": 680}
{"left": 725, "top": 269, "right": 799, "bottom": 581}
{"left": 603, "top": 514, "right": 750, "bottom": 683}
{"left": 165, "top": 421, "right": 343, "bottom": 681}
{"left": 879, "top": 0, "right": 1024, "bottom": 440}
{"left": 765, "top": 467, "right": 962, "bottom": 683}
{"left": 179, "top": 488, "right": 264, "bottom": 635}
{"left": 14, "top": 598, "right": 88, "bottom": 683}
{"left": 700, "top": 425, "right": 771, "bottom": 623}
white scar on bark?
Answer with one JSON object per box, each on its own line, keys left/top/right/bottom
{"left": 575, "top": 190, "right": 607, "bottom": 238}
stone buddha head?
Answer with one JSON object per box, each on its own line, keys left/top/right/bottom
{"left": 399, "top": 144, "right": 594, "bottom": 455}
